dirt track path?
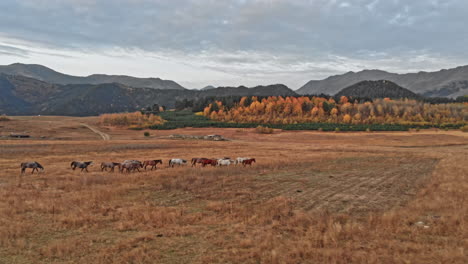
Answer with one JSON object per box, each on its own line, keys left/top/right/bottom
{"left": 81, "top": 123, "right": 111, "bottom": 140}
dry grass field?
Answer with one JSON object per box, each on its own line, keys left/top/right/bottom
{"left": 0, "top": 116, "right": 467, "bottom": 263}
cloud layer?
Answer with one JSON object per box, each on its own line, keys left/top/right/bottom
{"left": 1, "top": 0, "right": 467, "bottom": 88}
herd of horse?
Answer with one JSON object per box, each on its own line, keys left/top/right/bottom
{"left": 20, "top": 157, "right": 256, "bottom": 174}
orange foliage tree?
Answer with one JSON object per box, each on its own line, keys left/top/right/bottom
{"left": 202, "top": 96, "right": 467, "bottom": 126}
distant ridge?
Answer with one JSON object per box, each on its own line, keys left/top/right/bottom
{"left": 297, "top": 66, "right": 468, "bottom": 98}
{"left": 200, "top": 85, "right": 216, "bottom": 90}
{"left": 0, "top": 63, "right": 186, "bottom": 90}
{"left": 0, "top": 74, "right": 297, "bottom": 116}
{"left": 335, "top": 80, "right": 420, "bottom": 99}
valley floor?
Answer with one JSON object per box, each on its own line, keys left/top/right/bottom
{"left": 0, "top": 116, "right": 467, "bottom": 263}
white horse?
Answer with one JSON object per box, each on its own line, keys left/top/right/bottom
{"left": 169, "top": 159, "right": 187, "bottom": 167}
{"left": 218, "top": 159, "right": 234, "bottom": 166}
{"left": 235, "top": 157, "right": 251, "bottom": 165}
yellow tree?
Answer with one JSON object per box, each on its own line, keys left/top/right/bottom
{"left": 340, "top": 96, "right": 349, "bottom": 104}
{"left": 343, "top": 114, "right": 352, "bottom": 123}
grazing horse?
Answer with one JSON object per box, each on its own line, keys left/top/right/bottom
{"left": 143, "top": 160, "right": 163, "bottom": 170}
{"left": 235, "top": 157, "right": 251, "bottom": 165}
{"left": 200, "top": 159, "right": 218, "bottom": 167}
{"left": 191, "top": 158, "right": 209, "bottom": 167}
{"left": 101, "top": 162, "right": 121, "bottom": 172}
{"left": 217, "top": 159, "right": 234, "bottom": 166}
{"left": 20, "top": 162, "right": 44, "bottom": 174}
{"left": 71, "top": 161, "right": 93, "bottom": 172}
{"left": 169, "top": 159, "right": 187, "bottom": 168}
{"left": 121, "top": 160, "right": 143, "bottom": 173}
{"left": 242, "top": 158, "right": 256, "bottom": 166}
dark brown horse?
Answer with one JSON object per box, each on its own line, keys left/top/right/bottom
{"left": 200, "top": 159, "right": 218, "bottom": 167}
{"left": 20, "top": 162, "right": 44, "bottom": 174}
{"left": 242, "top": 158, "right": 256, "bottom": 166}
{"left": 101, "top": 162, "right": 121, "bottom": 172}
{"left": 71, "top": 161, "right": 93, "bottom": 172}
{"left": 191, "top": 158, "right": 208, "bottom": 167}
{"left": 143, "top": 160, "right": 162, "bottom": 170}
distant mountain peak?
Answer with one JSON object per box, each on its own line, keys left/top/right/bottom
{"left": 336, "top": 80, "right": 419, "bottom": 99}
{"left": 200, "top": 85, "right": 216, "bottom": 90}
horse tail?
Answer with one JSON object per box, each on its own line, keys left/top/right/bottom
{"left": 168, "top": 160, "right": 172, "bottom": 166}
{"left": 70, "top": 161, "right": 75, "bottom": 168}
{"left": 20, "top": 163, "right": 24, "bottom": 168}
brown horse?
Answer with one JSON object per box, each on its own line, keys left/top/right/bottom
{"left": 143, "top": 160, "right": 163, "bottom": 170}
{"left": 200, "top": 159, "right": 218, "bottom": 167}
{"left": 20, "top": 162, "right": 44, "bottom": 174}
{"left": 191, "top": 158, "right": 208, "bottom": 167}
{"left": 242, "top": 158, "right": 256, "bottom": 166}
{"left": 101, "top": 162, "right": 121, "bottom": 172}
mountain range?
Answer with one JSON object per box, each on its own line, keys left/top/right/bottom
{"left": 0, "top": 73, "right": 296, "bottom": 116}
{"left": 297, "top": 66, "right": 468, "bottom": 98}
{"left": 0, "top": 63, "right": 185, "bottom": 90}
{"left": 0, "top": 63, "right": 467, "bottom": 116}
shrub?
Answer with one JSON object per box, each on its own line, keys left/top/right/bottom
{"left": 144, "top": 132, "right": 150, "bottom": 137}
{"left": 335, "top": 127, "right": 340, "bottom": 132}
{"left": 100, "top": 112, "right": 165, "bottom": 129}
{"left": 461, "top": 125, "right": 468, "bottom": 132}
{"left": 255, "top": 125, "right": 274, "bottom": 134}
{"left": 0, "top": 115, "right": 10, "bottom": 121}
{"left": 366, "top": 128, "right": 371, "bottom": 132}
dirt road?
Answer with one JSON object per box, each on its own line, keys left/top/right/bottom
{"left": 81, "top": 123, "right": 111, "bottom": 140}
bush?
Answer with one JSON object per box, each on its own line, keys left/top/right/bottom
{"left": 100, "top": 112, "right": 165, "bottom": 128}
{"left": 366, "top": 128, "right": 371, "bottom": 132}
{"left": 335, "top": 127, "right": 340, "bottom": 132}
{"left": 461, "top": 125, "right": 468, "bottom": 132}
{"left": 144, "top": 132, "right": 150, "bottom": 137}
{"left": 255, "top": 126, "right": 274, "bottom": 134}
{"left": 0, "top": 115, "right": 10, "bottom": 121}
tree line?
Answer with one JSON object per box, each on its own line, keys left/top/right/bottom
{"left": 201, "top": 96, "right": 467, "bottom": 126}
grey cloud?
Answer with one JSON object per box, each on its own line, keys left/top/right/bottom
{"left": 0, "top": 44, "right": 30, "bottom": 57}
{"left": 1, "top": 0, "right": 467, "bottom": 88}
{"left": 1, "top": 0, "right": 467, "bottom": 54}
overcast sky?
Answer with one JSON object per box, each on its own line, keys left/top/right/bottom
{"left": 1, "top": 0, "right": 467, "bottom": 89}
